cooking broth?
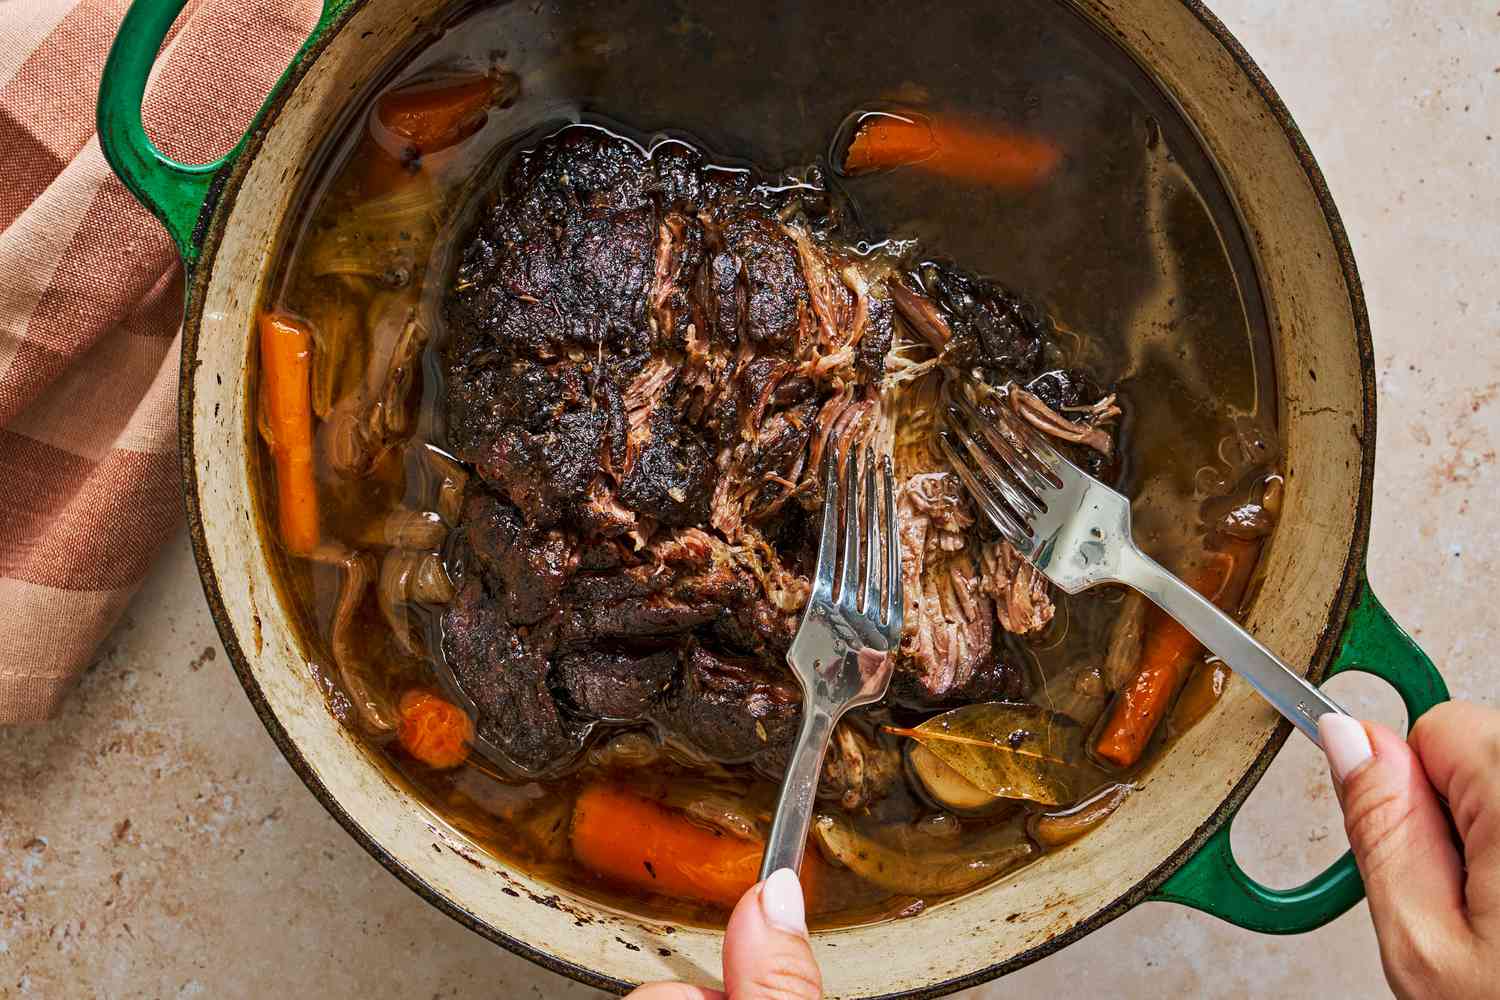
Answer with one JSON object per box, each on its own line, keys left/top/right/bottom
{"left": 254, "top": 0, "right": 1279, "bottom": 929}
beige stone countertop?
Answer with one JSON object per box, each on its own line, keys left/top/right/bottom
{"left": 3, "top": 1, "right": 1497, "bottom": 996}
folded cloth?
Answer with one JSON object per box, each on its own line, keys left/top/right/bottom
{"left": 0, "top": 0, "right": 319, "bottom": 722}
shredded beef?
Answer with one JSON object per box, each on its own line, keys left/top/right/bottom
{"left": 436, "top": 126, "right": 1113, "bottom": 788}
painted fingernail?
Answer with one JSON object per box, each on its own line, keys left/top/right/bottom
{"left": 760, "top": 867, "right": 807, "bottom": 936}
{"left": 1319, "top": 713, "right": 1374, "bottom": 782}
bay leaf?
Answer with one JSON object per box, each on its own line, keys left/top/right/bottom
{"left": 886, "top": 702, "right": 1093, "bottom": 806}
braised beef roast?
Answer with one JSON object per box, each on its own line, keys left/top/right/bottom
{"left": 439, "top": 128, "right": 1118, "bottom": 796}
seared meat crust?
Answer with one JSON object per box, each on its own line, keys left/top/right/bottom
{"left": 439, "top": 127, "right": 1115, "bottom": 788}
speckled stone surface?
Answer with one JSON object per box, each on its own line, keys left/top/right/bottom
{"left": 3, "top": 2, "right": 1496, "bottom": 997}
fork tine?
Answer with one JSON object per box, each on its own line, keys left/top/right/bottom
{"left": 939, "top": 432, "right": 1034, "bottom": 549}
{"left": 951, "top": 391, "right": 1057, "bottom": 496}
{"left": 992, "top": 385, "right": 1066, "bottom": 474}
{"left": 861, "top": 447, "right": 880, "bottom": 615}
{"left": 883, "top": 455, "right": 903, "bottom": 636}
{"left": 946, "top": 410, "right": 1048, "bottom": 522}
{"left": 839, "top": 446, "right": 862, "bottom": 608}
{"left": 811, "top": 438, "right": 841, "bottom": 603}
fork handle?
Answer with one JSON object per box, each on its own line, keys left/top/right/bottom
{"left": 1115, "top": 545, "right": 1347, "bottom": 745}
{"left": 760, "top": 705, "right": 838, "bottom": 882}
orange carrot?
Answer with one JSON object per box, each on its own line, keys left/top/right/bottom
{"left": 259, "top": 311, "right": 320, "bottom": 555}
{"left": 841, "top": 112, "right": 1061, "bottom": 189}
{"left": 358, "top": 74, "right": 504, "bottom": 195}
{"left": 572, "top": 785, "right": 764, "bottom": 909}
{"left": 1093, "top": 541, "right": 1253, "bottom": 769}
{"left": 375, "top": 74, "right": 501, "bottom": 155}
{"left": 573, "top": 784, "right": 832, "bottom": 913}
{"left": 397, "top": 689, "right": 473, "bottom": 769}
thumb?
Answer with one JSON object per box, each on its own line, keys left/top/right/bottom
{"left": 1319, "top": 713, "right": 1466, "bottom": 976}
{"left": 721, "top": 868, "right": 823, "bottom": 999}
{"left": 1409, "top": 701, "right": 1500, "bottom": 931}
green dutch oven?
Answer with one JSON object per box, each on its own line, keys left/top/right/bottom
{"left": 96, "top": 0, "right": 1449, "bottom": 995}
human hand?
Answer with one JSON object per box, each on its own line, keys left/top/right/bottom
{"left": 625, "top": 867, "right": 823, "bottom": 999}
{"left": 1319, "top": 701, "right": 1500, "bottom": 1000}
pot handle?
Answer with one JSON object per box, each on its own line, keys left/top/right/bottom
{"left": 96, "top": 0, "right": 349, "bottom": 269}
{"left": 1150, "top": 575, "right": 1449, "bottom": 933}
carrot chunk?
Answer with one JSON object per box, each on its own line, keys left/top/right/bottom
{"left": 397, "top": 690, "right": 473, "bottom": 769}
{"left": 842, "top": 112, "right": 1061, "bottom": 189}
{"left": 571, "top": 784, "right": 767, "bottom": 909}
{"left": 1093, "top": 541, "right": 1252, "bottom": 769}
{"left": 359, "top": 74, "right": 508, "bottom": 195}
{"left": 374, "top": 74, "right": 501, "bottom": 156}
{"left": 258, "top": 311, "right": 320, "bottom": 556}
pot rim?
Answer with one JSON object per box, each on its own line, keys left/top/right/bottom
{"left": 176, "top": 1, "right": 1376, "bottom": 995}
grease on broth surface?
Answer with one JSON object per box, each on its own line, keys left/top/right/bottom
{"left": 252, "top": 0, "right": 1280, "bottom": 928}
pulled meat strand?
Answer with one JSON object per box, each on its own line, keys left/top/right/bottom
{"left": 896, "top": 473, "right": 996, "bottom": 697}
{"left": 787, "top": 225, "right": 844, "bottom": 355}
{"left": 979, "top": 538, "right": 1054, "bottom": 635}
{"left": 1010, "top": 384, "right": 1118, "bottom": 457}
{"left": 806, "top": 384, "right": 856, "bottom": 480}
{"left": 838, "top": 266, "right": 871, "bottom": 353}
{"left": 622, "top": 357, "right": 677, "bottom": 474}
{"left": 890, "top": 280, "right": 952, "bottom": 350}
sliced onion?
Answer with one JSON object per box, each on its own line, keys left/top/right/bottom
{"left": 1029, "top": 783, "right": 1132, "bottom": 849}
{"left": 910, "top": 743, "right": 996, "bottom": 812}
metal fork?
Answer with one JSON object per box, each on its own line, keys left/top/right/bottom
{"left": 940, "top": 385, "right": 1346, "bottom": 747}
{"left": 760, "top": 443, "right": 904, "bottom": 880}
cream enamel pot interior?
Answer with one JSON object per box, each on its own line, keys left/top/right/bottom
{"left": 97, "top": 0, "right": 1449, "bottom": 995}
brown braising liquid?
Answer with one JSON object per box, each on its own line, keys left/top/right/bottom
{"left": 253, "top": 0, "right": 1279, "bottom": 928}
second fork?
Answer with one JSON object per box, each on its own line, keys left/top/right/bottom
{"left": 940, "top": 382, "right": 1347, "bottom": 751}
{"left": 759, "top": 443, "right": 903, "bottom": 881}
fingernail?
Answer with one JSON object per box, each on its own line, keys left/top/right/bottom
{"left": 1319, "top": 713, "right": 1374, "bottom": 782}
{"left": 760, "top": 867, "right": 807, "bottom": 936}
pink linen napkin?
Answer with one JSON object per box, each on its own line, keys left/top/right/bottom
{"left": 0, "top": 0, "right": 319, "bottom": 721}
